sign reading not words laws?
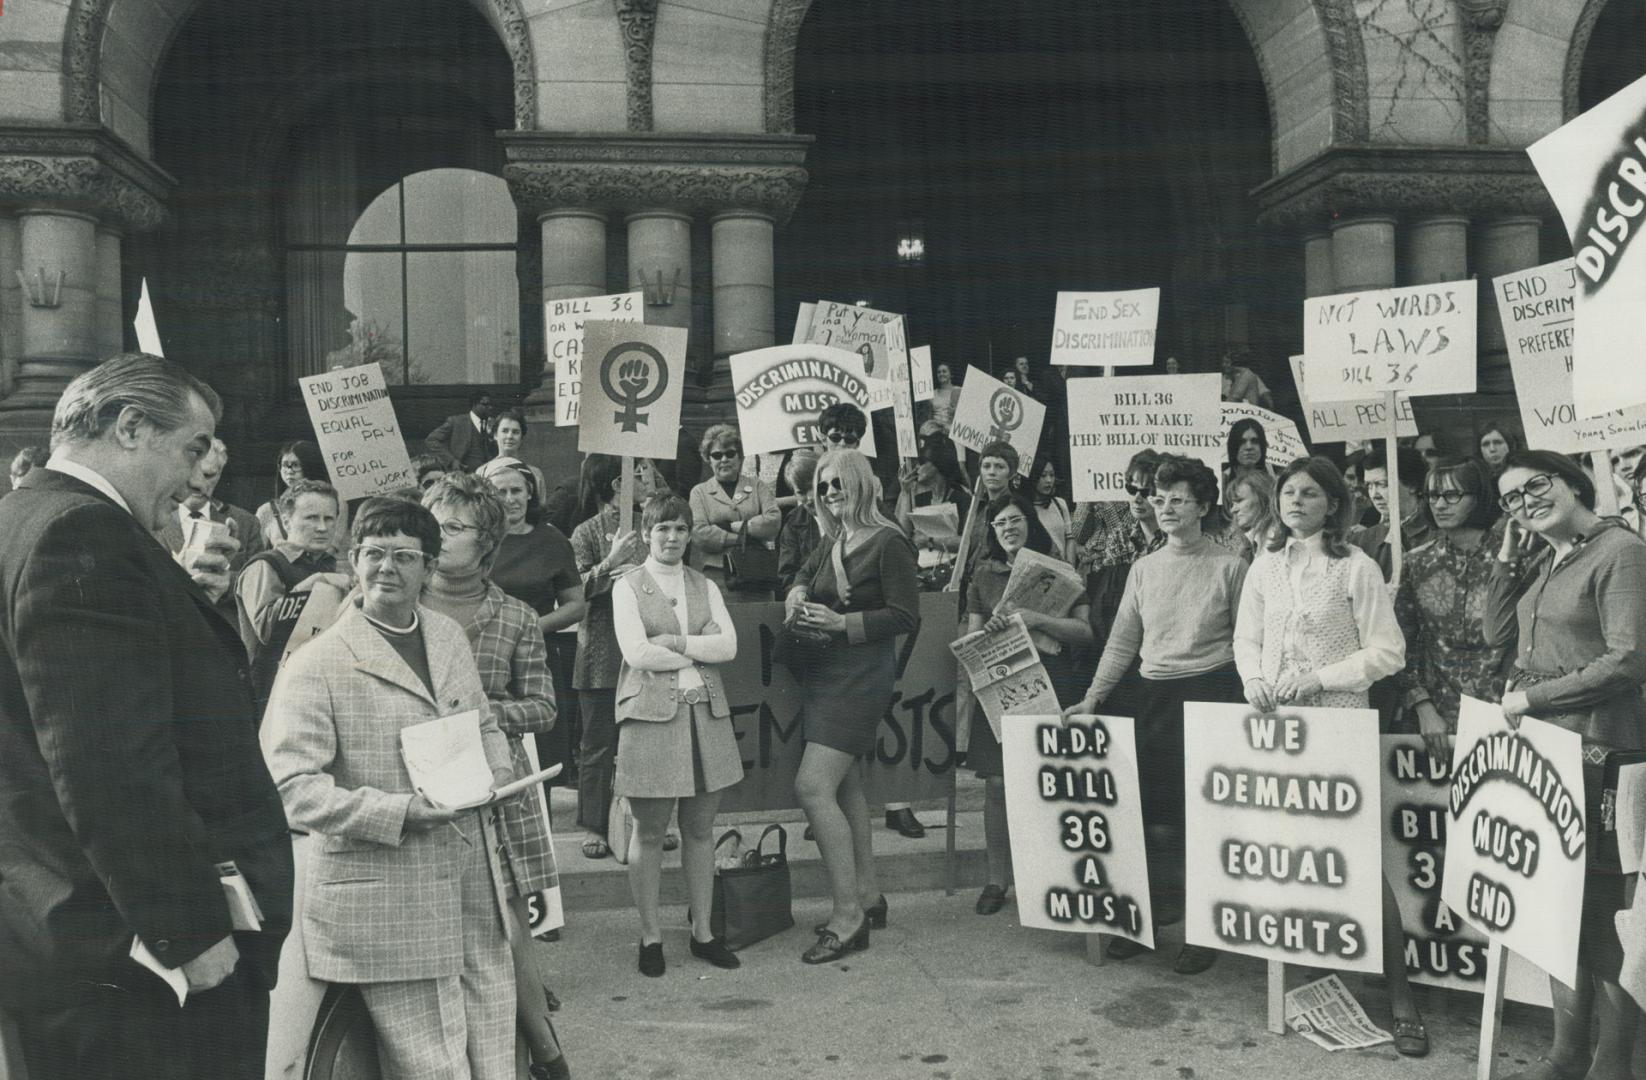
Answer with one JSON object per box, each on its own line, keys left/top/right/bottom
{"left": 1050, "top": 289, "right": 1161, "bottom": 367}
{"left": 1441, "top": 696, "right": 1586, "bottom": 988}
{"left": 1301, "top": 281, "right": 1478, "bottom": 402}
{"left": 730, "top": 344, "right": 882, "bottom": 457}
{"left": 1497, "top": 259, "right": 1646, "bottom": 453}
{"left": 545, "top": 291, "right": 643, "bottom": 426}
{"left": 1184, "top": 703, "right": 1384, "bottom": 974}
{"left": 1381, "top": 736, "right": 1551, "bottom": 1006}
{"left": 948, "top": 366, "right": 1045, "bottom": 477}
{"left": 1002, "top": 716, "right": 1152, "bottom": 946}
{"left": 576, "top": 320, "right": 687, "bottom": 459}
{"left": 1066, "top": 373, "right": 1221, "bottom": 503}
{"left": 1528, "top": 72, "right": 1646, "bottom": 418}
{"left": 1220, "top": 402, "right": 1308, "bottom": 468}
{"left": 1288, "top": 356, "right": 1416, "bottom": 444}
{"left": 298, "top": 362, "right": 414, "bottom": 501}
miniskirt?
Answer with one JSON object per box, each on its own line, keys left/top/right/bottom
{"left": 614, "top": 700, "right": 744, "bottom": 799}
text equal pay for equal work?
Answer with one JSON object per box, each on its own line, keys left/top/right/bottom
{"left": 1301, "top": 280, "right": 1478, "bottom": 403}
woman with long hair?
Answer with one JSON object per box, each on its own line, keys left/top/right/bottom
{"left": 1223, "top": 417, "right": 1269, "bottom": 487}
{"left": 896, "top": 433, "right": 972, "bottom": 582}
{"left": 1225, "top": 469, "right": 1275, "bottom": 556}
{"left": 1475, "top": 419, "right": 1519, "bottom": 478}
{"left": 785, "top": 449, "right": 919, "bottom": 963}
{"left": 1028, "top": 454, "right": 1075, "bottom": 563}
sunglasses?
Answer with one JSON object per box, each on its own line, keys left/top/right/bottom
{"left": 1498, "top": 473, "right": 1558, "bottom": 513}
{"left": 815, "top": 476, "right": 845, "bottom": 499}
{"left": 824, "top": 431, "right": 860, "bottom": 448}
{"left": 707, "top": 449, "right": 740, "bottom": 461}
{"left": 1125, "top": 483, "right": 1152, "bottom": 497}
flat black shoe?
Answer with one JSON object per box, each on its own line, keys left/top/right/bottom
{"left": 974, "top": 884, "right": 1007, "bottom": 915}
{"left": 529, "top": 1057, "right": 571, "bottom": 1080}
{"left": 802, "top": 918, "right": 870, "bottom": 964}
{"left": 638, "top": 941, "right": 664, "bottom": 977}
{"left": 815, "top": 895, "right": 887, "bottom": 934}
{"left": 689, "top": 935, "right": 741, "bottom": 969}
{"left": 803, "top": 824, "right": 816, "bottom": 841}
{"left": 1106, "top": 935, "right": 1149, "bottom": 960}
{"left": 1172, "top": 944, "right": 1217, "bottom": 975}
{"left": 885, "top": 808, "right": 926, "bottom": 838}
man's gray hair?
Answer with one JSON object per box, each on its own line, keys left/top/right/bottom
{"left": 51, "top": 353, "right": 222, "bottom": 450}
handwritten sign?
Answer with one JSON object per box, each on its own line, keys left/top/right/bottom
{"left": 1003, "top": 716, "right": 1153, "bottom": 945}
{"left": 1066, "top": 374, "right": 1221, "bottom": 503}
{"left": 1184, "top": 703, "right": 1384, "bottom": 974}
{"left": 910, "top": 345, "right": 935, "bottom": 402}
{"left": 1050, "top": 289, "right": 1161, "bottom": 367}
{"left": 948, "top": 366, "right": 1045, "bottom": 476}
{"left": 576, "top": 320, "right": 687, "bottom": 459}
{"left": 1302, "top": 282, "right": 1477, "bottom": 401}
{"left": 544, "top": 291, "right": 643, "bottom": 426}
{"left": 1381, "top": 736, "right": 1550, "bottom": 1005}
{"left": 298, "top": 362, "right": 414, "bottom": 500}
{"left": 1288, "top": 356, "right": 1416, "bottom": 444}
{"left": 1529, "top": 72, "right": 1646, "bottom": 417}
{"left": 887, "top": 317, "right": 919, "bottom": 458}
{"left": 1498, "top": 260, "right": 1646, "bottom": 453}
{"left": 730, "top": 344, "right": 883, "bottom": 457}
{"left": 803, "top": 300, "right": 900, "bottom": 378}
{"left": 1220, "top": 402, "right": 1307, "bottom": 468}
{"left": 1441, "top": 697, "right": 1586, "bottom": 988}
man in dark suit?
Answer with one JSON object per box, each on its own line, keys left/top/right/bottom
{"left": 0, "top": 353, "right": 294, "bottom": 1080}
{"left": 422, "top": 389, "right": 497, "bottom": 471}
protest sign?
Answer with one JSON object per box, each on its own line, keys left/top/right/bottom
{"left": 1066, "top": 373, "right": 1221, "bottom": 503}
{"left": 1528, "top": 72, "right": 1646, "bottom": 418}
{"left": 1183, "top": 703, "right": 1384, "bottom": 974}
{"left": 887, "top": 317, "right": 919, "bottom": 458}
{"left": 730, "top": 344, "right": 884, "bottom": 457}
{"left": 1220, "top": 402, "right": 1307, "bottom": 467}
{"left": 717, "top": 594, "right": 959, "bottom": 813}
{"left": 1441, "top": 696, "right": 1586, "bottom": 988}
{"left": 576, "top": 321, "right": 688, "bottom": 459}
{"left": 1050, "top": 289, "right": 1160, "bottom": 367}
{"left": 1381, "top": 736, "right": 1551, "bottom": 1006}
{"left": 298, "top": 362, "right": 414, "bottom": 500}
{"left": 1002, "top": 715, "right": 1152, "bottom": 945}
{"left": 1301, "top": 282, "right": 1477, "bottom": 401}
{"left": 792, "top": 302, "right": 816, "bottom": 344}
{"left": 803, "top": 300, "right": 900, "bottom": 378}
{"left": 910, "top": 345, "right": 935, "bottom": 402}
{"left": 1288, "top": 356, "right": 1416, "bottom": 444}
{"left": 949, "top": 613, "right": 1061, "bottom": 739}
{"left": 543, "top": 291, "right": 643, "bottom": 426}
{"left": 948, "top": 366, "right": 1045, "bottom": 476}
{"left": 1497, "top": 260, "right": 1646, "bottom": 453}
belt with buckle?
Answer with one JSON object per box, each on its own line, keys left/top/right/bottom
{"left": 679, "top": 686, "right": 705, "bottom": 705}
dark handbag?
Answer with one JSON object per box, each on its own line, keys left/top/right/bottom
{"left": 724, "top": 531, "right": 781, "bottom": 595}
{"left": 710, "top": 823, "right": 795, "bottom": 950}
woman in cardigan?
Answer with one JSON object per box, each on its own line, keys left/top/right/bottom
{"left": 612, "top": 492, "right": 743, "bottom": 978}
{"left": 421, "top": 473, "right": 569, "bottom": 1080}
{"left": 1065, "top": 455, "right": 1246, "bottom": 972}
{"left": 1233, "top": 456, "right": 1427, "bottom": 1056}
{"left": 687, "top": 423, "right": 782, "bottom": 601}
{"left": 1487, "top": 450, "right": 1646, "bottom": 1080}
{"left": 786, "top": 449, "right": 920, "bottom": 963}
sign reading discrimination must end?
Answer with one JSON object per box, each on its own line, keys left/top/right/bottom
{"left": 1184, "top": 703, "right": 1384, "bottom": 974}
{"left": 730, "top": 344, "right": 885, "bottom": 457}
{"left": 1066, "top": 373, "right": 1221, "bottom": 503}
{"left": 298, "top": 361, "right": 414, "bottom": 501}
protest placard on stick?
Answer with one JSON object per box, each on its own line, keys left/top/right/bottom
{"left": 576, "top": 321, "right": 687, "bottom": 461}
{"left": 730, "top": 344, "right": 883, "bottom": 457}
{"left": 1288, "top": 356, "right": 1416, "bottom": 444}
{"left": 544, "top": 291, "right": 642, "bottom": 426}
{"left": 909, "top": 345, "right": 935, "bottom": 402}
{"left": 804, "top": 300, "right": 900, "bottom": 377}
{"left": 948, "top": 366, "right": 1045, "bottom": 477}
{"left": 1066, "top": 374, "right": 1221, "bottom": 503}
{"left": 298, "top": 362, "right": 414, "bottom": 500}
{"left": 1002, "top": 715, "right": 1153, "bottom": 947}
{"left": 1301, "top": 282, "right": 1478, "bottom": 402}
{"left": 1050, "top": 289, "right": 1160, "bottom": 367}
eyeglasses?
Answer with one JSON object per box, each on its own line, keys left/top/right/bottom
{"left": 439, "top": 520, "right": 483, "bottom": 538}
{"left": 1124, "top": 483, "right": 1152, "bottom": 498}
{"left": 815, "top": 476, "right": 845, "bottom": 499}
{"left": 1146, "top": 495, "right": 1196, "bottom": 511}
{"left": 707, "top": 449, "right": 740, "bottom": 461}
{"left": 354, "top": 544, "right": 429, "bottom": 569}
{"left": 1498, "top": 473, "right": 1558, "bottom": 513}
{"left": 1425, "top": 489, "right": 1468, "bottom": 505}
{"left": 824, "top": 431, "right": 860, "bottom": 448}
{"left": 990, "top": 514, "right": 1028, "bottom": 530}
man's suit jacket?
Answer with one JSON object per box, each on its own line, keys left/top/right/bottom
{"left": 264, "top": 602, "right": 508, "bottom": 982}
{"left": 423, "top": 412, "right": 496, "bottom": 472}
{"left": 0, "top": 469, "right": 294, "bottom": 1009}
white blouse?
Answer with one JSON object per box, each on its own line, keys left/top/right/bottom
{"left": 611, "top": 558, "right": 737, "bottom": 691}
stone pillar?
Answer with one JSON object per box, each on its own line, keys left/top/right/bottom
{"left": 1475, "top": 216, "right": 1542, "bottom": 394}
{"left": 1302, "top": 231, "right": 1335, "bottom": 298}
{"left": 710, "top": 210, "right": 775, "bottom": 358}
{"left": 0, "top": 215, "right": 20, "bottom": 397}
{"left": 94, "top": 226, "right": 124, "bottom": 360}
{"left": 1403, "top": 215, "right": 1469, "bottom": 285}
{"left": 626, "top": 210, "right": 692, "bottom": 329}
{"left": 6, "top": 209, "right": 100, "bottom": 410}
{"left": 525, "top": 208, "right": 608, "bottom": 411}
{"left": 1329, "top": 215, "right": 1397, "bottom": 293}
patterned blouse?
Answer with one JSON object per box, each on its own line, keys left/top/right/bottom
{"left": 571, "top": 504, "right": 628, "bottom": 690}
{"left": 1393, "top": 528, "right": 1511, "bottom": 726}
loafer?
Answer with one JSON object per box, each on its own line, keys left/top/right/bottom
{"left": 1105, "top": 935, "right": 1149, "bottom": 960}
{"left": 689, "top": 935, "right": 741, "bottom": 969}
{"left": 1391, "top": 1018, "right": 1429, "bottom": 1058}
{"left": 802, "top": 918, "right": 869, "bottom": 964}
{"left": 638, "top": 941, "right": 664, "bottom": 978}
{"left": 974, "top": 884, "right": 1007, "bottom": 915}
{"left": 529, "top": 1057, "right": 571, "bottom": 1080}
{"left": 815, "top": 895, "right": 887, "bottom": 934}
{"left": 662, "top": 830, "right": 680, "bottom": 852}
{"left": 1172, "top": 944, "right": 1218, "bottom": 975}
{"left": 885, "top": 808, "right": 926, "bottom": 838}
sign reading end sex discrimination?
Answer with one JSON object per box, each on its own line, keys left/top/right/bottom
{"left": 1302, "top": 281, "right": 1477, "bottom": 402}
{"left": 1067, "top": 374, "right": 1220, "bottom": 503}
{"left": 1050, "top": 289, "right": 1160, "bottom": 367}
{"left": 948, "top": 366, "right": 1045, "bottom": 476}
{"left": 1288, "top": 356, "right": 1416, "bottom": 444}
{"left": 298, "top": 362, "right": 414, "bottom": 501}
{"left": 1184, "top": 703, "right": 1384, "bottom": 973}
{"left": 730, "top": 344, "right": 883, "bottom": 457}
{"left": 576, "top": 321, "right": 688, "bottom": 459}
{"left": 1002, "top": 716, "right": 1153, "bottom": 947}
{"left": 1442, "top": 696, "right": 1587, "bottom": 989}
{"left": 545, "top": 291, "right": 642, "bottom": 426}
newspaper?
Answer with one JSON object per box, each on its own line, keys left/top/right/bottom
{"left": 949, "top": 614, "right": 1061, "bottom": 740}
{"left": 400, "top": 710, "right": 493, "bottom": 810}
{"left": 1284, "top": 974, "right": 1392, "bottom": 1052}
{"left": 998, "top": 548, "right": 1084, "bottom": 620}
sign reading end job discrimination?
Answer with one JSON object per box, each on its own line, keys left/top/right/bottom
{"left": 1066, "top": 374, "right": 1220, "bottom": 503}
{"left": 298, "top": 362, "right": 414, "bottom": 500}
{"left": 1050, "top": 289, "right": 1160, "bottom": 367}
{"left": 1302, "top": 282, "right": 1477, "bottom": 402}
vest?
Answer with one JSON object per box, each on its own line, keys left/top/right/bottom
{"left": 247, "top": 550, "right": 317, "bottom": 718}
{"left": 615, "top": 566, "right": 731, "bottom": 722}
{"left": 1256, "top": 550, "right": 1367, "bottom": 709}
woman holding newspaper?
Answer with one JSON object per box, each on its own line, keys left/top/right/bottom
{"left": 967, "top": 492, "right": 1092, "bottom": 916}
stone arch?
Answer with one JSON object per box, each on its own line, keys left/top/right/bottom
{"left": 61, "top": 0, "right": 538, "bottom": 144}
{"left": 1565, "top": 0, "right": 1617, "bottom": 120}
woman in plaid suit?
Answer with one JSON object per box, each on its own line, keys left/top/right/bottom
{"left": 422, "top": 474, "right": 570, "bottom": 1080}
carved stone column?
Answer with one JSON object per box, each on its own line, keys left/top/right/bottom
{"left": 1302, "top": 230, "right": 1335, "bottom": 299}
{"left": 95, "top": 225, "right": 124, "bottom": 359}
{"left": 1403, "top": 215, "right": 1469, "bottom": 285}
{"left": 1476, "top": 216, "right": 1543, "bottom": 395}
{"left": 1330, "top": 215, "right": 1397, "bottom": 294}
{"left": 522, "top": 208, "right": 608, "bottom": 414}
{"left": 627, "top": 210, "right": 692, "bottom": 329}
{"left": 710, "top": 210, "right": 775, "bottom": 357}
{"left": 0, "top": 215, "right": 19, "bottom": 399}
{"left": 12, "top": 210, "right": 100, "bottom": 410}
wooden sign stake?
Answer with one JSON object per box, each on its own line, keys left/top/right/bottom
{"left": 1385, "top": 392, "right": 1404, "bottom": 589}
{"left": 1267, "top": 960, "right": 1287, "bottom": 1035}
{"left": 620, "top": 455, "right": 636, "bottom": 537}
{"left": 1476, "top": 940, "right": 1509, "bottom": 1080}
{"left": 946, "top": 477, "right": 987, "bottom": 591}
{"left": 1594, "top": 450, "right": 1623, "bottom": 518}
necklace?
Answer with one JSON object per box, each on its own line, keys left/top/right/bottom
{"left": 362, "top": 608, "right": 419, "bottom": 636}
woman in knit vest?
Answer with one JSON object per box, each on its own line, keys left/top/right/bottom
{"left": 1232, "top": 455, "right": 1428, "bottom": 1057}
{"left": 612, "top": 492, "right": 743, "bottom": 978}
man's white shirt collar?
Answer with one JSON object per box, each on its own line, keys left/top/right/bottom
{"left": 44, "top": 460, "right": 131, "bottom": 515}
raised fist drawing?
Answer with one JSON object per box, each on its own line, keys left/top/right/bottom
{"left": 618, "top": 357, "right": 651, "bottom": 398}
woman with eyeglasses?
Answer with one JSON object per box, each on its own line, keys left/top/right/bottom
{"left": 687, "top": 423, "right": 781, "bottom": 602}
{"left": 420, "top": 473, "right": 570, "bottom": 1079}
{"left": 1391, "top": 457, "right": 1508, "bottom": 760}
{"left": 1065, "top": 455, "right": 1245, "bottom": 972}
{"left": 967, "top": 491, "right": 1092, "bottom": 916}
{"left": 818, "top": 401, "right": 867, "bottom": 453}
{"left": 1485, "top": 450, "right": 1646, "bottom": 1080}
{"left": 785, "top": 449, "right": 920, "bottom": 963}
{"left": 1072, "top": 449, "right": 1161, "bottom": 639}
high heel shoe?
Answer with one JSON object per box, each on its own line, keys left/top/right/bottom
{"left": 814, "top": 895, "right": 887, "bottom": 934}
{"left": 801, "top": 917, "right": 870, "bottom": 964}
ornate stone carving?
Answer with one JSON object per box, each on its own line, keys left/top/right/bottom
{"left": 1317, "top": 0, "right": 1371, "bottom": 143}
{"left": 763, "top": 0, "right": 814, "bottom": 134}
{"left": 1253, "top": 146, "right": 1555, "bottom": 228}
{"left": 614, "top": 0, "right": 660, "bottom": 132}
{"left": 505, "top": 162, "right": 808, "bottom": 223}
{"left": 1460, "top": 0, "right": 1507, "bottom": 144}
{"left": 0, "top": 126, "right": 173, "bottom": 231}
{"left": 1565, "top": 0, "right": 1611, "bottom": 122}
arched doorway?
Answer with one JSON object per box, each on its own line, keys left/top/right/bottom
{"left": 1575, "top": 0, "right": 1646, "bottom": 114}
